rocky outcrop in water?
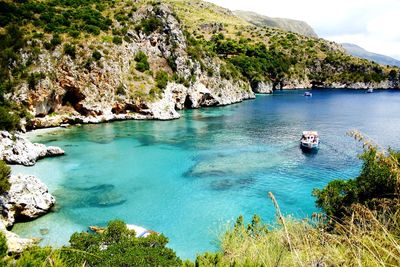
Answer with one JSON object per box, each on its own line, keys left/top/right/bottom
{"left": 0, "top": 131, "right": 64, "bottom": 166}
{"left": 0, "top": 173, "right": 55, "bottom": 253}
{"left": 0, "top": 131, "right": 58, "bottom": 253}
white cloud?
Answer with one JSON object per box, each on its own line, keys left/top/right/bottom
{"left": 207, "top": 0, "right": 400, "bottom": 60}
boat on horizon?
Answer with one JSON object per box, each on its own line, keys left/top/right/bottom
{"left": 300, "top": 131, "right": 320, "bottom": 152}
{"left": 304, "top": 91, "right": 312, "bottom": 97}
{"left": 367, "top": 89, "right": 374, "bottom": 93}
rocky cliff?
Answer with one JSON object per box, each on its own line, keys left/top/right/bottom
{"left": 4, "top": 3, "right": 254, "bottom": 130}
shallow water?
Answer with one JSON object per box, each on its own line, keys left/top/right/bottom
{"left": 11, "top": 89, "right": 400, "bottom": 259}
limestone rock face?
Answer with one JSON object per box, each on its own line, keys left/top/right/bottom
{"left": 0, "top": 174, "right": 55, "bottom": 227}
{"left": 253, "top": 81, "right": 274, "bottom": 94}
{"left": 0, "top": 131, "right": 64, "bottom": 166}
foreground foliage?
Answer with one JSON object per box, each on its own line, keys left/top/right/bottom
{"left": 191, "top": 210, "right": 400, "bottom": 266}
{"left": 313, "top": 131, "right": 400, "bottom": 219}
{"left": 0, "top": 220, "right": 181, "bottom": 267}
{"left": 190, "top": 134, "right": 400, "bottom": 266}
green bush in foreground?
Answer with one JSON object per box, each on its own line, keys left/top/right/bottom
{"left": 65, "top": 220, "right": 181, "bottom": 266}
{"left": 0, "top": 220, "right": 181, "bottom": 267}
{"left": 313, "top": 131, "right": 400, "bottom": 219}
{"left": 0, "top": 160, "right": 11, "bottom": 194}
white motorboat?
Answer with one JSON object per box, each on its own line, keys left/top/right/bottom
{"left": 300, "top": 131, "right": 320, "bottom": 151}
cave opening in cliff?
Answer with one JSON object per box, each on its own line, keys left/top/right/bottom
{"left": 184, "top": 95, "right": 193, "bottom": 109}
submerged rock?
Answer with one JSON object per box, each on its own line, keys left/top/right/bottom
{"left": 55, "top": 184, "right": 126, "bottom": 209}
{"left": 0, "top": 174, "right": 56, "bottom": 227}
{"left": 0, "top": 131, "right": 64, "bottom": 166}
{"left": 188, "top": 151, "right": 286, "bottom": 177}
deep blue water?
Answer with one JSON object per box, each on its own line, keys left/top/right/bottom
{"left": 11, "top": 89, "right": 400, "bottom": 259}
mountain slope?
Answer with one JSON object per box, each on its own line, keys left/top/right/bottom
{"left": 0, "top": 0, "right": 399, "bottom": 131}
{"left": 233, "top": 10, "right": 318, "bottom": 38}
{"left": 342, "top": 43, "right": 400, "bottom": 67}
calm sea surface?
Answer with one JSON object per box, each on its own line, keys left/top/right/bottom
{"left": 11, "top": 89, "right": 400, "bottom": 259}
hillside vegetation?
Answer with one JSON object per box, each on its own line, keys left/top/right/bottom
{"left": 0, "top": 0, "right": 399, "bottom": 131}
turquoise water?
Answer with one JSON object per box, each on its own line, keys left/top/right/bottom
{"left": 11, "top": 89, "right": 400, "bottom": 259}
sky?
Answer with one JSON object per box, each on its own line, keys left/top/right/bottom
{"left": 207, "top": 0, "right": 400, "bottom": 60}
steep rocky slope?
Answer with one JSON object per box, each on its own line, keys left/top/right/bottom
{"left": 233, "top": 10, "right": 318, "bottom": 38}
{"left": 0, "top": 0, "right": 399, "bottom": 130}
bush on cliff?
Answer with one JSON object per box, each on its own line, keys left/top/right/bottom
{"left": 0, "top": 160, "right": 11, "bottom": 194}
{"left": 155, "top": 70, "right": 169, "bottom": 90}
{"left": 134, "top": 51, "right": 150, "bottom": 72}
{"left": 0, "top": 106, "right": 20, "bottom": 132}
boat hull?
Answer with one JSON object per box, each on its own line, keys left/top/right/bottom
{"left": 300, "top": 141, "right": 319, "bottom": 152}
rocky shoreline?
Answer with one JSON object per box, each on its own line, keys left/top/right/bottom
{"left": 27, "top": 81, "right": 255, "bottom": 129}
{"left": 26, "top": 82, "right": 399, "bottom": 130}
{"left": 0, "top": 131, "right": 63, "bottom": 253}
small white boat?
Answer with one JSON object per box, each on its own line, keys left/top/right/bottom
{"left": 367, "top": 89, "right": 373, "bottom": 93}
{"left": 304, "top": 91, "right": 312, "bottom": 97}
{"left": 90, "top": 224, "right": 157, "bottom": 238}
{"left": 300, "top": 131, "right": 320, "bottom": 150}
{"left": 127, "top": 224, "right": 155, "bottom": 238}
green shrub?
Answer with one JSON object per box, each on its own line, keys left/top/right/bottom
{"left": 134, "top": 51, "right": 150, "bottom": 72}
{"left": 92, "top": 50, "right": 102, "bottom": 61}
{"left": 137, "top": 17, "right": 162, "bottom": 35}
{"left": 112, "top": 36, "right": 122, "bottom": 45}
{"left": 116, "top": 84, "right": 125, "bottom": 95}
{"left": 50, "top": 34, "right": 62, "bottom": 47}
{"left": 63, "top": 43, "right": 76, "bottom": 59}
{"left": 0, "top": 106, "right": 20, "bottom": 132}
{"left": 63, "top": 220, "right": 181, "bottom": 266}
{"left": 313, "top": 132, "right": 400, "bottom": 219}
{"left": 0, "top": 232, "right": 7, "bottom": 259}
{"left": 155, "top": 70, "right": 168, "bottom": 90}
{"left": 0, "top": 160, "right": 11, "bottom": 194}
{"left": 27, "top": 72, "right": 46, "bottom": 90}
{"left": 68, "top": 29, "right": 80, "bottom": 38}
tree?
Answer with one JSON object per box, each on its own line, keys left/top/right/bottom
{"left": 155, "top": 70, "right": 168, "bottom": 90}
{"left": 0, "top": 160, "right": 11, "bottom": 194}
{"left": 63, "top": 220, "right": 181, "bottom": 266}
{"left": 134, "top": 51, "right": 150, "bottom": 72}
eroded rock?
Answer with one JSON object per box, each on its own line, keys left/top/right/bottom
{"left": 0, "top": 131, "right": 64, "bottom": 166}
{"left": 0, "top": 174, "right": 55, "bottom": 227}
